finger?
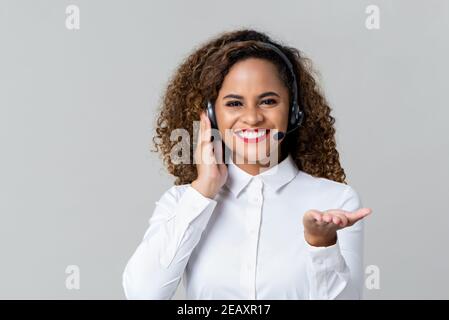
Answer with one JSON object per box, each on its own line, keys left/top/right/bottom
{"left": 194, "top": 115, "right": 202, "bottom": 164}
{"left": 322, "top": 213, "right": 332, "bottom": 223}
{"left": 202, "top": 112, "right": 211, "bottom": 143}
{"left": 213, "top": 136, "right": 223, "bottom": 163}
{"left": 204, "top": 110, "right": 212, "bottom": 130}
{"left": 310, "top": 211, "right": 322, "bottom": 222}
{"left": 199, "top": 112, "right": 204, "bottom": 141}
{"left": 333, "top": 212, "right": 349, "bottom": 227}
{"left": 198, "top": 113, "right": 213, "bottom": 164}
{"left": 322, "top": 210, "right": 351, "bottom": 227}
{"left": 304, "top": 210, "right": 322, "bottom": 225}
{"left": 201, "top": 141, "right": 216, "bottom": 165}
{"left": 322, "top": 210, "right": 341, "bottom": 226}
{"left": 332, "top": 215, "right": 341, "bottom": 225}
{"left": 326, "top": 208, "right": 371, "bottom": 219}
{"left": 325, "top": 209, "right": 350, "bottom": 216}
{"left": 345, "top": 208, "right": 372, "bottom": 224}
{"left": 350, "top": 208, "right": 372, "bottom": 219}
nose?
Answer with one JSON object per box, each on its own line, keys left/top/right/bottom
{"left": 240, "top": 105, "right": 264, "bottom": 125}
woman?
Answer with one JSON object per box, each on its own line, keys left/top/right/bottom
{"left": 122, "top": 29, "right": 372, "bottom": 300}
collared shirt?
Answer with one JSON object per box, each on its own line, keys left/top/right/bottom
{"left": 122, "top": 153, "right": 365, "bottom": 299}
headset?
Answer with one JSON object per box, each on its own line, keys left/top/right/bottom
{"left": 206, "top": 41, "right": 305, "bottom": 140}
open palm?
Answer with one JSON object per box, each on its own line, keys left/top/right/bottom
{"left": 303, "top": 208, "right": 372, "bottom": 247}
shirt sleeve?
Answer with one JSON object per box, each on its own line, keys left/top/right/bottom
{"left": 304, "top": 185, "right": 365, "bottom": 300}
{"left": 122, "top": 184, "right": 217, "bottom": 299}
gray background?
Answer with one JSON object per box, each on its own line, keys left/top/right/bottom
{"left": 1, "top": 0, "right": 448, "bottom": 299}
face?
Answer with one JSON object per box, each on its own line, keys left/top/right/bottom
{"left": 214, "top": 57, "right": 290, "bottom": 165}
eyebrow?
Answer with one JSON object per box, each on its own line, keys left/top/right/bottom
{"left": 223, "top": 91, "right": 280, "bottom": 100}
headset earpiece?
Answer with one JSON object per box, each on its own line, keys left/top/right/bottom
{"left": 288, "top": 101, "right": 304, "bottom": 131}
{"left": 206, "top": 100, "right": 218, "bottom": 129}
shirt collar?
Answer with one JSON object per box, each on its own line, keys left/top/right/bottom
{"left": 224, "top": 153, "right": 299, "bottom": 198}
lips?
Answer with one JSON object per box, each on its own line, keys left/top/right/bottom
{"left": 234, "top": 128, "right": 270, "bottom": 143}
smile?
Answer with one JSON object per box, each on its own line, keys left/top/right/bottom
{"left": 234, "top": 129, "right": 270, "bottom": 143}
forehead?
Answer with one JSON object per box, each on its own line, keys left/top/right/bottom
{"left": 219, "top": 58, "right": 287, "bottom": 94}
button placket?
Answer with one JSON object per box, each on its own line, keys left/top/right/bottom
{"left": 246, "top": 177, "right": 263, "bottom": 299}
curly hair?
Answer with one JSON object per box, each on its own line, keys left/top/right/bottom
{"left": 151, "top": 28, "right": 347, "bottom": 186}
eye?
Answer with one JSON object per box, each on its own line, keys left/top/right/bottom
{"left": 261, "top": 99, "right": 277, "bottom": 105}
{"left": 225, "top": 100, "right": 243, "bottom": 107}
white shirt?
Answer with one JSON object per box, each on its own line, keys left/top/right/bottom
{"left": 122, "top": 153, "right": 365, "bottom": 299}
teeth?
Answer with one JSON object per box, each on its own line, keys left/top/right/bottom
{"left": 236, "top": 130, "right": 267, "bottom": 139}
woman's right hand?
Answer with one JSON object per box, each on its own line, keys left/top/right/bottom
{"left": 191, "top": 111, "right": 228, "bottom": 199}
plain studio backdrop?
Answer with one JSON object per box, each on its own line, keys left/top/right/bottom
{"left": 0, "top": 0, "right": 448, "bottom": 299}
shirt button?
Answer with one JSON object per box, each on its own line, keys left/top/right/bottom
{"left": 250, "top": 196, "right": 260, "bottom": 203}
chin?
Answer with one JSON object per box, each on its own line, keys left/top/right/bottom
{"left": 233, "top": 147, "right": 280, "bottom": 165}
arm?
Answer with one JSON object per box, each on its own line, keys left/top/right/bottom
{"left": 304, "top": 186, "right": 368, "bottom": 299}
{"left": 122, "top": 184, "right": 217, "bottom": 299}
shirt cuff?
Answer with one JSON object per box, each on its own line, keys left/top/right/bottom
{"left": 304, "top": 237, "right": 346, "bottom": 273}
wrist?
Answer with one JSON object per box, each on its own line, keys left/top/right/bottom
{"left": 304, "top": 231, "right": 337, "bottom": 247}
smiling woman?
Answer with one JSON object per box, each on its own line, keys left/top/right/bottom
{"left": 152, "top": 29, "right": 345, "bottom": 185}
{"left": 122, "top": 28, "right": 372, "bottom": 300}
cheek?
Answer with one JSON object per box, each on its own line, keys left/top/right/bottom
{"left": 216, "top": 111, "right": 238, "bottom": 150}
{"left": 267, "top": 108, "right": 289, "bottom": 130}
{"left": 217, "top": 111, "right": 231, "bottom": 127}
{"left": 216, "top": 108, "right": 238, "bottom": 135}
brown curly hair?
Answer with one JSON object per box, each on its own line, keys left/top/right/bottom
{"left": 151, "top": 28, "right": 347, "bottom": 186}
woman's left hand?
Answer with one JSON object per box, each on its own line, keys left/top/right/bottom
{"left": 302, "top": 208, "right": 372, "bottom": 247}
